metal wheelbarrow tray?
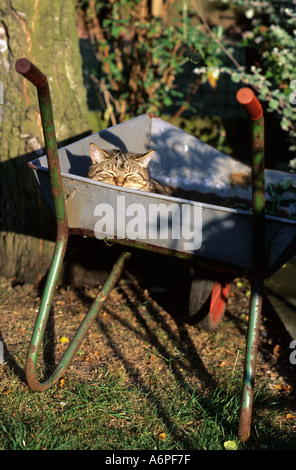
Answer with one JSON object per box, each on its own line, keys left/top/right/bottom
{"left": 29, "top": 113, "right": 296, "bottom": 278}
{"left": 16, "top": 58, "right": 296, "bottom": 443}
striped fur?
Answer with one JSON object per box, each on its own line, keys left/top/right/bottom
{"left": 88, "top": 144, "right": 168, "bottom": 194}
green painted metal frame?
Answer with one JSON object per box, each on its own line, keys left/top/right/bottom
{"left": 15, "top": 58, "right": 131, "bottom": 391}
{"left": 236, "top": 88, "right": 265, "bottom": 442}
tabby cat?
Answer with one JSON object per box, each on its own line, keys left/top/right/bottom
{"left": 88, "top": 143, "right": 169, "bottom": 195}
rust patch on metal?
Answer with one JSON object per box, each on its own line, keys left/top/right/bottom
{"left": 26, "top": 356, "right": 45, "bottom": 392}
{"left": 238, "top": 407, "right": 252, "bottom": 443}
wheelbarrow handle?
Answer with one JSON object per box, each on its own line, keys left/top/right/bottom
{"left": 236, "top": 87, "right": 263, "bottom": 121}
{"left": 16, "top": 57, "right": 66, "bottom": 225}
{"left": 236, "top": 86, "right": 265, "bottom": 442}
{"left": 15, "top": 58, "right": 47, "bottom": 88}
{"left": 15, "top": 57, "right": 132, "bottom": 393}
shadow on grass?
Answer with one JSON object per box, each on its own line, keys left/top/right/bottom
{"left": 76, "top": 264, "right": 296, "bottom": 449}
{"left": 2, "top": 248, "right": 296, "bottom": 449}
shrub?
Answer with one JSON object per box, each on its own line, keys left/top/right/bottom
{"left": 79, "top": 0, "right": 296, "bottom": 157}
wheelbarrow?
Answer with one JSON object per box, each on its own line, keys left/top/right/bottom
{"left": 15, "top": 58, "right": 296, "bottom": 443}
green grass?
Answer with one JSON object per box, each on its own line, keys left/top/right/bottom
{"left": 1, "top": 276, "right": 296, "bottom": 451}
{"left": 1, "top": 366, "right": 296, "bottom": 451}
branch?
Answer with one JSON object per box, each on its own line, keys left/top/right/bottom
{"left": 170, "top": 74, "right": 201, "bottom": 123}
{"left": 191, "top": 0, "right": 243, "bottom": 71}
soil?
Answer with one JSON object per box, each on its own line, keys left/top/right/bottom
{"left": 1, "top": 252, "right": 296, "bottom": 434}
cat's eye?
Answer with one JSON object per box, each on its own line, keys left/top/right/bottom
{"left": 98, "top": 171, "right": 115, "bottom": 180}
{"left": 126, "top": 174, "right": 141, "bottom": 182}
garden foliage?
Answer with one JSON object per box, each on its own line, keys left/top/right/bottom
{"left": 79, "top": 0, "right": 296, "bottom": 155}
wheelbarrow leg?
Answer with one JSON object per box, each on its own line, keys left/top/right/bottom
{"left": 236, "top": 89, "right": 265, "bottom": 442}
{"left": 26, "top": 250, "right": 131, "bottom": 392}
{"left": 238, "top": 274, "right": 263, "bottom": 442}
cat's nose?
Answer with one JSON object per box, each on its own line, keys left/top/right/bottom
{"left": 116, "top": 179, "right": 124, "bottom": 187}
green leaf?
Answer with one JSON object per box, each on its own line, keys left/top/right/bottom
{"left": 163, "top": 96, "right": 173, "bottom": 106}
{"left": 269, "top": 99, "right": 279, "bottom": 110}
{"left": 231, "top": 72, "right": 241, "bottom": 83}
{"left": 111, "top": 25, "right": 122, "bottom": 37}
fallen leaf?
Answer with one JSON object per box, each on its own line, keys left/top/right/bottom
{"left": 273, "top": 344, "right": 280, "bottom": 356}
{"left": 224, "top": 440, "right": 238, "bottom": 450}
{"left": 285, "top": 413, "right": 295, "bottom": 420}
{"left": 59, "top": 336, "right": 69, "bottom": 343}
{"left": 274, "top": 383, "right": 282, "bottom": 390}
{"left": 157, "top": 432, "right": 166, "bottom": 441}
{"left": 59, "top": 378, "right": 65, "bottom": 388}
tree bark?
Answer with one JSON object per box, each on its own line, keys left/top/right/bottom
{"left": 0, "top": 0, "right": 91, "bottom": 284}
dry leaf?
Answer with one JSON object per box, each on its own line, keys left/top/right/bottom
{"left": 273, "top": 344, "right": 280, "bottom": 356}
{"left": 59, "top": 378, "right": 65, "bottom": 388}
{"left": 207, "top": 69, "right": 220, "bottom": 89}
{"left": 59, "top": 336, "right": 69, "bottom": 343}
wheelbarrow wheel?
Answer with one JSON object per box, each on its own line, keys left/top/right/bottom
{"left": 189, "top": 278, "right": 231, "bottom": 330}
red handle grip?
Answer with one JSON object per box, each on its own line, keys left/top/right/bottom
{"left": 15, "top": 58, "right": 47, "bottom": 88}
{"left": 236, "top": 87, "right": 263, "bottom": 121}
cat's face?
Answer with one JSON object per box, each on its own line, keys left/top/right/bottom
{"left": 88, "top": 144, "right": 154, "bottom": 190}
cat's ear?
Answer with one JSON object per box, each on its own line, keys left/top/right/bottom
{"left": 90, "top": 144, "right": 109, "bottom": 163}
{"left": 137, "top": 150, "right": 154, "bottom": 168}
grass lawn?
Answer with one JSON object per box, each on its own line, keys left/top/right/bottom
{"left": 1, "top": 264, "right": 296, "bottom": 451}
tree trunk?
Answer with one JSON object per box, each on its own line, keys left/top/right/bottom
{"left": 0, "top": 0, "right": 91, "bottom": 284}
